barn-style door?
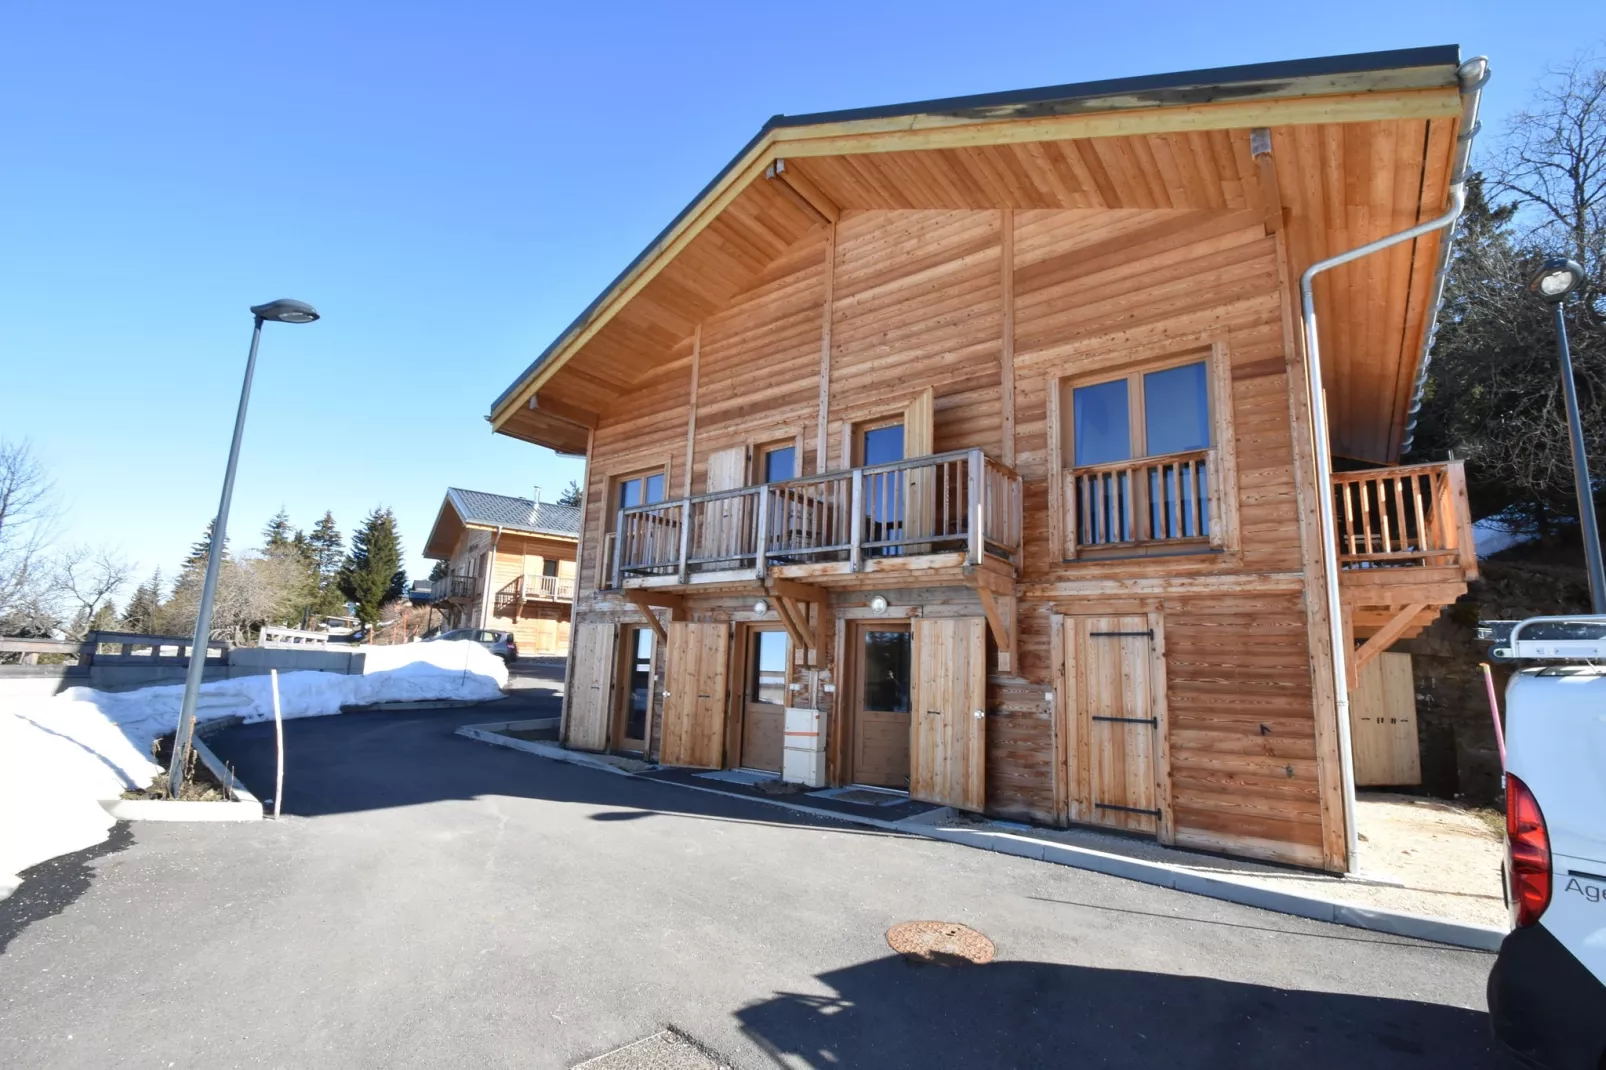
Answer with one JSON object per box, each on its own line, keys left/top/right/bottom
{"left": 909, "top": 617, "right": 986, "bottom": 812}
{"left": 1060, "top": 614, "right": 1168, "bottom": 837}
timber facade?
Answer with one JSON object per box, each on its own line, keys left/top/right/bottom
{"left": 488, "top": 47, "right": 1482, "bottom": 872}
{"left": 422, "top": 488, "right": 580, "bottom": 654}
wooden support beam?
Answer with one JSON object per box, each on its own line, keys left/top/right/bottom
{"left": 765, "top": 158, "right": 839, "bottom": 223}
{"left": 1000, "top": 208, "right": 1016, "bottom": 468}
{"left": 1249, "top": 127, "right": 1283, "bottom": 235}
{"left": 816, "top": 221, "right": 836, "bottom": 474}
{"left": 767, "top": 576, "right": 826, "bottom": 604}
{"left": 772, "top": 596, "right": 811, "bottom": 653}
{"left": 683, "top": 324, "right": 701, "bottom": 498}
{"left": 621, "top": 589, "right": 670, "bottom": 642}
{"left": 975, "top": 585, "right": 1015, "bottom": 675}
{"left": 1351, "top": 603, "right": 1426, "bottom": 677}
{"left": 529, "top": 393, "right": 600, "bottom": 430}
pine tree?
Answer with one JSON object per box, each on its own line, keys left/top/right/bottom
{"left": 338, "top": 508, "right": 407, "bottom": 627}
{"left": 262, "top": 509, "right": 294, "bottom": 550}
{"left": 306, "top": 512, "right": 343, "bottom": 581}
{"left": 185, "top": 519, "right": 226, "bottom": 570}
{"left": 119, "top": 568, "right": 163, "bottom": 634}
{"left": 557, "top": 480, "right": 583, "bottom": 507}
{"left": 86, "top": 600, "right": 118, "bottom": 636}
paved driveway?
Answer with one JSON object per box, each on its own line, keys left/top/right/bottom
{"left": 0, "top": 697, "right": 1514, "bottom": 1069}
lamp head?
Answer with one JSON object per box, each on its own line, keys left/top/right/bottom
{"left": 250, "top": 299, "right": 320, "bottom": 324}
{"left": 1527, "top": 258, "right": 1585, "bottom": 303}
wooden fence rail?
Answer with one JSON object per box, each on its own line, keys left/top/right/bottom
{"left": 1331, "top": 460, "right": 1476, "bottom": 575}
{"left": 0, "top": 631, "right": 229, "bottom": 667}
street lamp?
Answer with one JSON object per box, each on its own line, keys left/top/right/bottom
{"left": 1527, "top": 257, "right": 1605, "bottom": 613}
{"left": 167, "top": 299, "right": 320, "bottom": 797}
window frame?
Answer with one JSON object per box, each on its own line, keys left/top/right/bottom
{"left": 1049, "top": 339, "right": 1239, "bottom": 563}
{"left": 597, "top": 459, "right": 672, "bottom": 590}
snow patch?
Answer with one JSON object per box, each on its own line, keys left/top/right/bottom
{"left": 0, "top": 641, "right": 506, "bottom": 896}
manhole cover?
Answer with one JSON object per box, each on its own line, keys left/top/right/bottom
{"left": 886, "top": 921, "right": 995, "bottom": 965}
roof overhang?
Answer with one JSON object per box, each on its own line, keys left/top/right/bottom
{"left": 490, "top": 46, "right": 1465, "bottom": 460}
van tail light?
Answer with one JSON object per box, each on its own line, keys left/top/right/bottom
{"left": 1506, "top": 772, "right": 1552, "bottom": 927}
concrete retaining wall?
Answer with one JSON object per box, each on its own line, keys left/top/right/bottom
{"left": 0, "top": 646, "right": 367, "bottom": 699}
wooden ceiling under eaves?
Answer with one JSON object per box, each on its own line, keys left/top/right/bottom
{"left": 498, "top": 104, "right": 1460, "bottom": 464}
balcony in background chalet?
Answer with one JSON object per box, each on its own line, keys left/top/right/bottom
{"left": 495, "top": 571, "right": 576, "bottom": 613}
{"left": 607, "top": 448, "right": 1022, "bottom": 592}
{"left": 431, "top": 574, "right": 480, "bottom": 603}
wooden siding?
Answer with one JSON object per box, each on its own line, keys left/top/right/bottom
{"left": 565, "top": 205, "right": 1345, "bottom": 869}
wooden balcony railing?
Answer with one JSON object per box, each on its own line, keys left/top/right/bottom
{"left": 1332, "top": 460, "right": 1476, "bottom": 575}
{"left": 614, "top": 448, "right": 1022, "bottom": 585}
{"left": 1064, "top": 447, "right": 1219, "bottom": 556}
{"left": 433, "top": 574, "right": 479, "bottom": 602}
{"left": 519, "top": 573, "right": 576, "bottom": 602}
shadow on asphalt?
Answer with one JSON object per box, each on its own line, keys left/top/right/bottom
{"left": 0, "top": 823, "right": 134, "bottom": 956}
{"left": 734, "top": 955, "right": 1514, "bottom": 1069}
{"left": 203, "top": 704, "right": 909, "bottom": 840}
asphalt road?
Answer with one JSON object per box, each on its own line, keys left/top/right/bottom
{"left": 0, "top": 692, "right": 1514, "bottom": 1070}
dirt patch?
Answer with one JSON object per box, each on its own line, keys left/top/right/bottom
{"left": 120, "top": 734, "right": 236, "bottom": 802}
{"left": 1350, "top": 792, "right": 1507, "bottom": 927}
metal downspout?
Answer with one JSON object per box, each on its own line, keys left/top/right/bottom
{"left": 1299, "top": 56, "right": 1488, "bottom": 872}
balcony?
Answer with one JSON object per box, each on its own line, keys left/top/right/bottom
{"left": 611, "top": 448, "right": 1022, "bottom": 591}
{"left": 516, "top": 572, "right": 575, "bottom": 603}
{"left": 433, "top": 574, "right": 479, "bottom": 603}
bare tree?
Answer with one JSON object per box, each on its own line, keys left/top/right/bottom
{"left": 52, "top": 545, "right": 132, "bottom": 638}
{"left": 0, "top": 439, "right": 59, "bottom": 627}
{"left": 1494, "top": 51, "right": 1606, "bottom": 278}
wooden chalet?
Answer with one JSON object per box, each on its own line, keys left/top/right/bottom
{"left": 422, "top": 488, "right": 580, "bottom": 654}
{"left": 487, "top": 47, "right": 1484, "bottom": 872}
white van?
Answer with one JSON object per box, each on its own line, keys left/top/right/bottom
{"left": 1485, "top": 617, "right": 1606, "bottom": 1068}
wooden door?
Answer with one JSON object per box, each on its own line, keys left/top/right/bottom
{"left": 1350, "top": 652, "right": 1421, "bottom": 786}
{"left": 659, "top": 620, "right": 729, "bottom": 768}
{"left": 565, "top": 621, "right": 616, "bottom": 751}
{"left": 738, "top": 628, "right": 788, "bottom": 772}
{"left": 909, "top": 617, "right": 986, "bottom": 811}
{"left": 1064, "top": 615, "right": 1160, "bottom": 833}
{"left": 850, "top": 622, "right": 912, "bottom": 788}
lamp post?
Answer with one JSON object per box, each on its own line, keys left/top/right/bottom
{"left": 1528, "top": 258, "right": 1605, "bottom": 613}
{"left": 167, "top": 299, "right": 320, "bottom": 797}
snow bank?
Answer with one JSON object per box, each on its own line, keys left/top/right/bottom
{"left": 0, "top": 641, "right": 506, "bottom": 896}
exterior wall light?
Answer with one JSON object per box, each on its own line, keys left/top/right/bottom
{"left": 753, "top": 598, "right": 769, "bottom": 615}
{"left": 869, "top": 595, "right": 889, "bottom": 614}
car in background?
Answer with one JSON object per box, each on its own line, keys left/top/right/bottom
{"left": 427, "top": 628, "right": 518, "bottom": 664}
{"left": 1484, "top": 616, "right": 1606, "bottom": 1069}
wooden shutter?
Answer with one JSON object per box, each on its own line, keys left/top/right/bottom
{"left": 903, "top": 387, "right": 934, "bottom": 457}
{"left": 705, "top": 446, "right": 748, "bottom": 492}
{"left": 564, "top": 621, "right": 616, "bottom": 751}
{"left": 659, "top": 620, "right": 730, "bottom": 768}
{"left": 909, "top": 617, "right": 986, "bottom": 811}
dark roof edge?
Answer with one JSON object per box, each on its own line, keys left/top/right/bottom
{"left": 489, "top": 44, "right": 1461, "bottom": 419}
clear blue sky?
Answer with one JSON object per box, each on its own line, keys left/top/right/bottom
{"left": 2, "top": 2, "right": 1600, "bottom": 593}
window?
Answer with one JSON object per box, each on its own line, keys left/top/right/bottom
{"left": 749, "top": 630, "right": 789, "bottom": 704}
{"left": 622, "top": 627, "right": 653, "bottom": 745}
{"left": 617, "top": 471, "right": 665, "bottom": 512}
{"left": 1070, "top": 359, "right": 1210, "bottom": 466}
{"left": 761, "top": 444, "right": 796, "bottom": 484}
{"left": 862, "top": 630, "right": 912, "bottom": 713}
{"left": 1062, "top": 356, "right": 1218, "bottom": 552}
{"left": 860, "top": 423, "right": 904, "bottom": 466}
{"left": 542, "top": 558, "right": 560, "bottom": 577}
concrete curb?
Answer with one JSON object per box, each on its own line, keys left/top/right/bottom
{"left": 345, "top": 697, "right": 505, "bottom": 712}
{"left": 99, "top": 736, "right": 265, "bottom": 823}
{"left": 454, "top": 729, "right": 1507, "bottom": 952}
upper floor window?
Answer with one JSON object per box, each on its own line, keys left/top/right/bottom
{"left": 1060, "top": 353, "right": 1229, "bottom": 557}
{"left": 1071, "top": 359, "right": 1210, "bottom": 466}
{"left": 617, "top": 471, "right": 665, "bottom": 511}
{"left": 761, "top": 443, "right": 796, "bottom": 484}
